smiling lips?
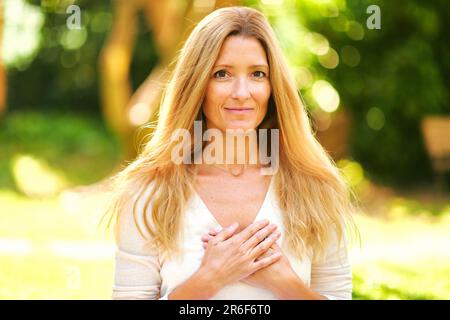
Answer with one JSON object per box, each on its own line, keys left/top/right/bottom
{"left": 224, "top": 106, "right": 254, "bottom": 114}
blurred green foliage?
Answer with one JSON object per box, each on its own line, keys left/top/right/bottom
{"left": 248, "top": 0, "right": 450, "bottom": 186}
{"left": 337, "top": 0, "right": 449, "bottom": 186}
{"left": 5, "top": 0, "right": 450, "bottom": 186}
{"left": 7, "top": 0, "right": 158, "bottom": 113}
{"left": 0, "top": 111, "right": 121, "bottom": 190}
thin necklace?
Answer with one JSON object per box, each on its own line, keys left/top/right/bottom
{"left": 212, "top": 163, "right": 245, "bottom": 177}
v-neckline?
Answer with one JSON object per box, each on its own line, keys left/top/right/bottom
{"left": 193, "top": 175, "right": 274, "bottom": 229}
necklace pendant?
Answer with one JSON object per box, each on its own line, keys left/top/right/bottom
{"left": 230, "top": 165, "right": 244, "bottom": 176}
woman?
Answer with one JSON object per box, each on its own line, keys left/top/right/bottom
{"left": 109, "top": 6, "right": 358, "bottom": 300}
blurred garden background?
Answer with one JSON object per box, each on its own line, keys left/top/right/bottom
{"left": 0, "top": 0, "right": 449, "bottom": 299}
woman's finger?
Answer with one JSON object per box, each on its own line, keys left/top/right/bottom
{"left": 209, "top": 226, "right": 222, "bottom": 236}
{"left": 202, "top": 237, "right": 212, "bottom": 244}
{"left": 250, "top": 229, "right": 281, "bottom": 258}
{"left": 201, "top": 234, "right": 213, "bottom": 241}
{"left": 271, "top": 242, "right": 281, "bottom": 250}
{"left": 256, "top": 246, "right": 283, "bottom": 261}
{"left": 253, "top": 251, "right": 282, "bottom": 270}
{"left": 208, "top": 229, "right": 219, "bottom": 236}
{"left": 240, "top": 223, "right": 277, "bottom": 252}
{"left": 211, "top": 222, "right": 239, "bottom": 243}
{"left": 233, "top": 219, "right": 270, "bottom": 244}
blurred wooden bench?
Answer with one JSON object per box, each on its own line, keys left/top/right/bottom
{"left": 421, "top": 117, "right": 450, "bottom": 191}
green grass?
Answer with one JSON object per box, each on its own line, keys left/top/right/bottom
{"left": 0, "top": 111, "right": 122, "bottom": 190}
{"left": 353, "top": 259, "right": 450, "bottom": 299}
{"left": 349, "top": 212, "right": 450, "bottom": 300}
{"left": 0, "top": 188, "right": 115, "bottom": 299}
{"left": 0, "top": 254, "right": 114, "bottom": 299}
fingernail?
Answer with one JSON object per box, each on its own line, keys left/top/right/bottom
{"left": 229, "top": 222, "right": 238, "bottom": 229}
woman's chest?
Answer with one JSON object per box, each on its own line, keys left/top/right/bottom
{"left": 158, "top": 202, "right": 313, "bottom": 298}
{"left": 194, "top": 174, "right": 272, "bottom": 230}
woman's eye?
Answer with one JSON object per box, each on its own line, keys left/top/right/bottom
{"left": 253, "top": 71, "right": 266, "bottom": 78}
{"left": 214, "top": 70, "right": 228, "bottom": 78}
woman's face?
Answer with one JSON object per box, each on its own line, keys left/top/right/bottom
{"left": 203, "top": 35, "right": 271, "bottom": 132}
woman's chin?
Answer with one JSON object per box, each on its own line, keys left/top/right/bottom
{"left": 222, "top": 120, "right": 257, "bottom": 132}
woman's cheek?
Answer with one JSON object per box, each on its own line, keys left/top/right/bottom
{"left": 255, "top": 85, "right": 271, "bottom": 108}
{"left": 253, "top": 82, "right": 271, "bottom": 99}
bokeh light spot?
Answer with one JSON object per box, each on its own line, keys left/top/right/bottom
{"left": 11, "top": 154, "right": 68, "bottom": 198}
{"left": 129, "top": 102, "right": 152, "bottom": 126}
{"left": 319, "top": 48, "right": 339, "bottom": 69}
{"left": 366, "top": 107, "right": 386, "bottom": 130}
{"left": 346, "top": 21, "right": 365, "bottom": 40}
{"left": 305, "top": 32, "right": 330, "bottom": 55}
{"left": 341, "top": 45, "right": 361, "bottom": 67}
{"left": 312, "top": 80, "right": 340, "bottom": 113}
{"left": 338, "top": 159, "right": 365, "bottom": 187}
{"left": 59, "top": 27, "right": 88, "bottom": 50}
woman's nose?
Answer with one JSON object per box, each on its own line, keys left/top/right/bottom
{"left": 231, "top": 77, "right": 251, "bottom": 101}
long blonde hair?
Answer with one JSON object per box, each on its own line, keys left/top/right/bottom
{"left": 105, "top": 6, "right": 359, "bottom": 262}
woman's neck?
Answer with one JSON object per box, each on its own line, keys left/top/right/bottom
{"left": 209, "top": 128, "right": 262, "bottom": 165}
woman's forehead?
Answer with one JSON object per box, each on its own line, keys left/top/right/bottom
{"left": 214, "top": 36, "right": 268, "bottom": 66}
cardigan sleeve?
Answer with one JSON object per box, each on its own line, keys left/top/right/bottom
{"left": 112, "top": 192, "right": 168, "bottom": 300}
{"left": 309, "top": 228, "right": 353, "bottom": 300}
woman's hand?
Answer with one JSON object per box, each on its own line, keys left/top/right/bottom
{"left": 202, "top": 226, "right": 297, "bottom": 293}
{"left": 198, "top": 220, "right": 282, "bottom": 290}
{"left": 241, "top": 242, "right": 297, "bottom": 291}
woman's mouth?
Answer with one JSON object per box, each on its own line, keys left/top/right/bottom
{"left": 224, "top": 107, "right": 254, "bottom": 114}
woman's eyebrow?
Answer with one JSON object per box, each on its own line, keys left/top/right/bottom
{"left": 214, "top": 64, "right": 269, "bottom": 69}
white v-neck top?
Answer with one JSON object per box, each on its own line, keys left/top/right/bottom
{"left": 112, "top": 178, "right": 352, "bottom": 300}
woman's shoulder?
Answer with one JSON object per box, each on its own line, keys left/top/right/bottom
{"left": 115, "top": 179, "right": 158, "bottom": 248}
